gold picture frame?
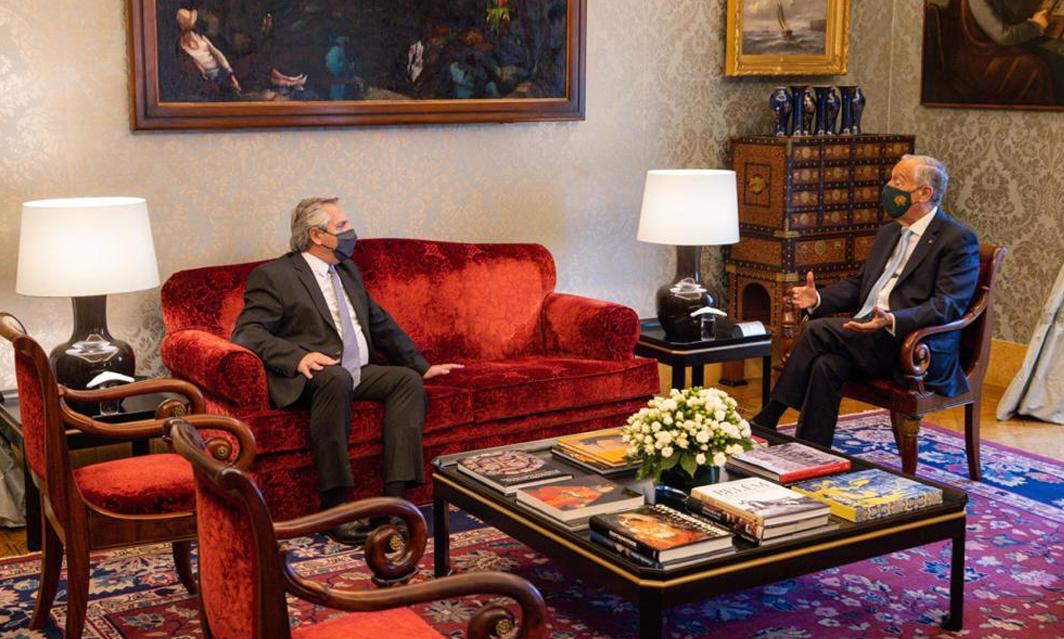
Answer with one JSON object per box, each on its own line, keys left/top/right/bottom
{"left": 724, "top": 0, "right": 851, "bottom": 76}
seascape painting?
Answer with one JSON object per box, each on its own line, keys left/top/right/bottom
{"left": 922, "top": 0, "right": 1064, "bottom": 111}
{"left": 724, "top": 0, "right": 849, "bottom": 76}
{"left": 128, "top": 0, "right": 587, "bottom": 129}
{"left": 741, "top": 0, "right": 828, "bottom": 57}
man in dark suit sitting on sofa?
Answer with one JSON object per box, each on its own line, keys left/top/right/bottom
{"left": 753, "top": 155, "right": 980, "bottom": 447}
{"left": 232, "top": 197, "right": 462, "bottom": 545}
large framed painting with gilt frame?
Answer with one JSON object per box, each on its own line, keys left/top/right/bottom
{"left": 128, "top": 0, "right": 586, "bottom": 130}
{"left": 724, "top": 0, "right": 850, "bottom": 76}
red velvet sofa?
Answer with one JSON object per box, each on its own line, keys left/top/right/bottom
{"left": 160, "top": 239, "right": 659, "bottom": 519}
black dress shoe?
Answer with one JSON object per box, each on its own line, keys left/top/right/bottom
{"left": 326, "top": 517, "right": 408, "bottom": 547}
{"left": 325, "top": 519, "right": 373, "bottom": 547}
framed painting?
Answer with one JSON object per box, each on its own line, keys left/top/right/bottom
{"left": 724, "top": 0, "right": 850, "bottom": 76}
{"left": 128, "top": 0, "right": 586, "bottom": 130}
{"left": 922, "top": 0, "right": 1064, "bottom": 111}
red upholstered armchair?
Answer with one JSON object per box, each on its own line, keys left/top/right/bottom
{"left": 0, "top": 312, "right": 251, "bottom": 638}
{"left": 165, "top": 416, "right": 547, "bottom": 639}
{"left": 161, "top": 239, "right": 659, "bottom": 518}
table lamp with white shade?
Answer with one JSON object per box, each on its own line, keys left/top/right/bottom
{"left": 16, "top": 197, "right": 160, "bottom": 389}
{"left": 637, "top": 170, "right": 740, "bottom": 341}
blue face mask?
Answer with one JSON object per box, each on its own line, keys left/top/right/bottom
{"left": 322, "top": 229, "right": 357, "bottom": 260}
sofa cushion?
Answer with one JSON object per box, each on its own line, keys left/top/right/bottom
{"left": 354, "top": 239, "right": 556, "bottom": 362}
{"left": 429, "top": 355, "right": 660, "bottom": 423}
{"left": 240, "top": 384, "right": 474, "bottom": 456}
{"left": 74, "top": 454, "right": 194, "bottom": 515}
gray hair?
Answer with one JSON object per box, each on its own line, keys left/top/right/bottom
{"left": 289, "top": 197, "right": 338, "bottom": 252}
{"left": 902, "top": 154, "right": 949, "bottom": 206}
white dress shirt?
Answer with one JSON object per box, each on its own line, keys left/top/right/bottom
{"left": 302, "top": 252, "right": 370, "bottom": 367}
{"left": 873, "top": 207, "right": 937, "bottom": 312}
{"left": 812, "top": 207, "right": 938, "bottom": 333}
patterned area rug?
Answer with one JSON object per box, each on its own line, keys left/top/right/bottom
{"left": 0, "top": 410, "right": 1061, "bottom": 638}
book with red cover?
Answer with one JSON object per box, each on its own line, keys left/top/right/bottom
{"left": 725, "top": 442, "right": 851, "bottom": 483}
{"left": 515, "top": 475, "right": 644, "bottom": 523}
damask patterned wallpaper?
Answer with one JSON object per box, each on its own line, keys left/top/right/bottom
{"left": 887, "top": 2, "right": 1064, "bottom": 344}
{"left": 0, "top": 0, "right": 896, "bottom": 388}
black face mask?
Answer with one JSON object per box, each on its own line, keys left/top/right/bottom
{"left": 321, "top": 229, "right": 357, "bottom": 261}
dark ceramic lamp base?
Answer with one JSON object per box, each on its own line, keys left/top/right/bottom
{"left": 656, "top": 246, "right": 718, "bottom": 342}
{"left": 50, "top": 295, "right": 136, "bottom": 391}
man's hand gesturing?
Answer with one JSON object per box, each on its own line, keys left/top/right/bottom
{"left": 791, "top": 271, "right": 819, "bottom": 311}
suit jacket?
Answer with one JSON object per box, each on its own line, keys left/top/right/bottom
{"left": 231, "top": 252, "right": 430, "bottom": 408}
{"left": 812, "top": 210, "right": 980, "bottom": 397}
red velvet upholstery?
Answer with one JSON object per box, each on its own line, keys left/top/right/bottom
{"left": 194, "top": 473, "right": 262, "bottom": 639}
{"left": 434, "top": 356, "right": 658, "bottom": 423}
{"left": 161, "top": 239, "right": 659, "bottom": 519}
{"left": 73, "top": 454, "right": 195, "bottom": 515}
{"left": 542, "top": 293, "right": 642, "bottom": 361}
{"left": 292, "top": 609, "right": 443, "bottom": 639}
{"left": 13, "top": 351, "right": 48, "bottom": 479}
{"left": 160, "top": 330, "right": 270, "bottom": 411}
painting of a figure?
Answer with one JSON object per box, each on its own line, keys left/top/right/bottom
{"left": 922, "top": 0, "right": 1064, "bottom": 110}
{"left": 724, "top": 0, "right": 849, "bottom": 76}
{"left": 129, "top": 0, "right": 586, "bottom": 128}
{"left": 741, "top": 0, "right": 828, "bottom": 57}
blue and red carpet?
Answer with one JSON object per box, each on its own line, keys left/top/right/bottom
{"left": 1, "top": 410, "right": 1061, "bottom": 638}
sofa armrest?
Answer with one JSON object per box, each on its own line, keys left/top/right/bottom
{"left": 542, "top": 293, "right": 640, "bottom": 361}
{"left": 161, "top": 329, "right": 270, "bottom": 411}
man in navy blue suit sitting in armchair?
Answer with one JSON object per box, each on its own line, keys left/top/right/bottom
{"left": 752, "top": 154, "right": 980, "bottom": 447}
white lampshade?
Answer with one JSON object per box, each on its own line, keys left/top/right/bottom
{"left": 637, "top": 170, "right": 740, "bottom": 246}
{"left": 17, "top": 197, "right": 161, "bottom": 297}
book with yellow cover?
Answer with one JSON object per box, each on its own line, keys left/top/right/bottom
{"left": 791, "top": 469, "right": 943, "bottom": 523}
{"left": 555, "top": 428, "right": 629, "bottom": 466}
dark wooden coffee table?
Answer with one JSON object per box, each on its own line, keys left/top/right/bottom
{"left": 432, "top": 428, "right": 967, "bottom": 639}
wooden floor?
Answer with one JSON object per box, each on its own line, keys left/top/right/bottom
{"left": 1, "top": 380, "right": 1059, "bottom": 559}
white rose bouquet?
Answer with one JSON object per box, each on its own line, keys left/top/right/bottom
{"left": 621, "top": 387, "right": 755, "bottom": 482}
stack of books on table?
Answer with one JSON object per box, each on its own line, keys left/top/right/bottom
{"left": 457, "top": 450, "right": 573, "bottom": 495}
{"left": 515, "top": 475, "right": 645, "bottom": 530}
{"left": 589, "top": 503, "right": 734, "bottom": 568}
{"left": 725, "top": 442, "right": 851, "bottom": 484}
{"left": 791, "top": 468, "right": 944, "bottom": 522}
{"left": 552, "top": 428, "right": 640, "bottom": 475}
{"left": 688, "top": 477, "right": 831, "bottom": 544}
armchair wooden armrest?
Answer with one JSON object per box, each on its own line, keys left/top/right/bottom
{"left": 275, "top": 497, "right": 426, "bottom": 585}
{"left": 283, "top": 566, "right": 547, "bottom": 639}
{"left": 60, "top": 377, "right": 206, "bottom": 414}
{"left": 58, "top": 378, "right": 207, "bottom": 442}
{"left": 898, "top": 286, "right": 989, "bottom": 383}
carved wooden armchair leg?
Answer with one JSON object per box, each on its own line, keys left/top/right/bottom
{"left": 889, "top": 411, "right": 922, "bottom": 476}
{"left": 964, "top": 396, "right": 982, "bottom": 481}
{"left": 172, "top": 540, "right": 198, "bottom": 594}
{"left": 29, "top": 516, "right": 63, "bottom": 630}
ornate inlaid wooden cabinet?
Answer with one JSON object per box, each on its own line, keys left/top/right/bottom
{"left": 725, "top": 134, "right": 915, "bottom": 361}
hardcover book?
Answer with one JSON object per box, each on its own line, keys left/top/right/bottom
{"left": 726, "top": 442, "right": 851, "bottom": 483}
{"left": 589, "top": 504, "right": 733, "bottom": 562}
{"left": 690, "top": 477, "right": 829, "bottom": 528}
{"left": 685, "top": 496, "right": 829, "bottom": 543}
{"left": 555, "top": 428, "right": 630, "bottom": 466}
{"left": 791, "top": 469, "right": 944, "bottom": 522}
{"left": 551, "top": 448, "right": 640, "bottom": 476}
{"left": 515, "top": 475, "right": 644, "bottom": 523}
{"left": 457, "top": 450, "right": 572, "bottom": 495}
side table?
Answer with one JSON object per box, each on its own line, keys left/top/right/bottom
{"left": 0, "top": 389, "right": 176, "bottom": 552}
{"left": 634, "top": 318, "right": 772, "bottom": 409}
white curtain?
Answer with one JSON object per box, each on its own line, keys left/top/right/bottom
{"left": 997, "top": 263, "right": 1064, "bottom": 424}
